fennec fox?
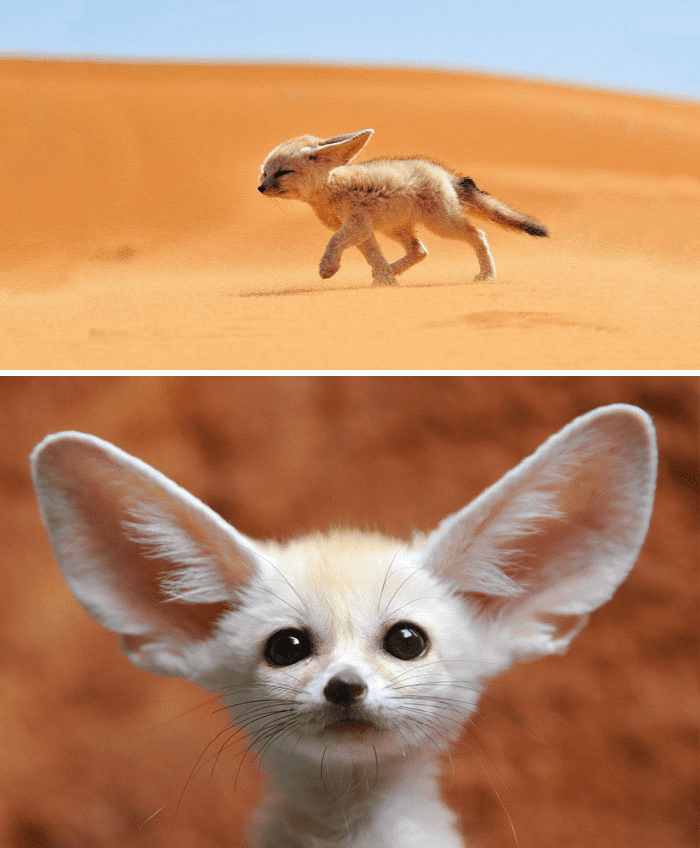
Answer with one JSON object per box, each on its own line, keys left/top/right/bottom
{"left": 258, "top": 129, "right": 548, "bottom": 286}
{"left": 31, "top": 405, "right": 656, "bottom": 848}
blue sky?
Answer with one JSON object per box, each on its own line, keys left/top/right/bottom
{"left": 3, "top": 0, "right": 698, "bottom": 101}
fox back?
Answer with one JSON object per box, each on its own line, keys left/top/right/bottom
{"left": 31, "top": 404, "right": 656, "bottom": 848}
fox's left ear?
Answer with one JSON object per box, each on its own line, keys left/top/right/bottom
{"left": 423, "top": 405, "right": 657, "bottom": 662}
{"left": 315, "top": 129, "right": 374, "bottom": 164}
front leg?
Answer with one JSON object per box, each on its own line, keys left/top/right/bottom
{"left": 318, "top": 215, "right": 373, "bottom": 280}
{"left": 356, "top": 234, "right": 397, "bottom": 286}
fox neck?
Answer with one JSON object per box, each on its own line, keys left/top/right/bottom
{"left": 297, "top": 173, "right": 349, "bottom": 231}
{"left": 295, "top": 164, "right": 345, "bottom": 204}
{"left": 296, "top": 180, "right": 330, "bottom": 206}
{"left": 256, "top": 747, "right": 443, "bottom": 845}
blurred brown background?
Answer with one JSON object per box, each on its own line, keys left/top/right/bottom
{"left": 0, "top": 375, "right": 697, "bottom": 848}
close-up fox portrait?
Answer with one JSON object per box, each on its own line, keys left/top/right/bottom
{"left": 258, "top": 129, "right": 548, "bottom": 286}
{"left": 30, "top": 405, "right": 658, "bottom": 848}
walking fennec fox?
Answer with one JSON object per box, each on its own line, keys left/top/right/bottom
{"left": 31, "top": 405, "right": 656, "bottom": 848}
{"left": 258, "top": 129, "right": 548, "bottom": 286}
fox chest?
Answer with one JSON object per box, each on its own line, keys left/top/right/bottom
{"left": 312, "top": 205, "right": 345, "bottom": 230}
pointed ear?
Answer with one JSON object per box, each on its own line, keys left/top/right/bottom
{"left": 423, "top": 405, "right": 657, "bottom": 661}
{"left": 31, "top": 432, "right": 264, "bottom": 677}
{"left": 315, "top": 129, "right": 374, "bottom": 164}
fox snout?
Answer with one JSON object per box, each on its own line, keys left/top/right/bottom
{"left": 324, "top": 673, "right": 367, "bottom": 706}
{"left": 258, "top": 168, "right": 296, "bottom": 195}
{"left": 257, "top": 174, "right": 278, "bottom": 194}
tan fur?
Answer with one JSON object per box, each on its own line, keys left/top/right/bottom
{"left": 258, "top": 129, "right": 549, "bottom": 285}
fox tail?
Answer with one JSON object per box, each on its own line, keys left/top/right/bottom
{"left": 455, "top": 176, "right": 549, "bottom": 237}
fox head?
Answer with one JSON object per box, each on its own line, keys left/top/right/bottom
{"left": 30, "top": 405, "right": 656, "bottom": 770}
{"left": 258, "top": 129, "right": 374, "bottom": 199}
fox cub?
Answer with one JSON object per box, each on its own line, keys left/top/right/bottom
{"left": 32, "top": 405, "right": 656, "bottom": 848}
{"left": 258, "top": 129, "right": 548, "bottom": 286}
{"left": 30, "top": 405, "right": 656, "bottom": 848}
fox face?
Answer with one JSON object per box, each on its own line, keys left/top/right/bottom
{"left": 257, "top": 136, "right": 318, "bottom": 198}
{"left": 31, "top": 406, "right": 656, "bottom": 769}
{"left": 207, "top": 529, "right": 497, "bottom": 765}
{"left": 258, "top": 130, "right": 374, "bottom": 199}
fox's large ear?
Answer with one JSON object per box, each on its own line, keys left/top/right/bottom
{"left": 315, "top": 129, "right": 374, "bottom": 164}
{"left": 31, "top": 432, "right": 265, "bottom": 677}
{"left": 423, "top": 405, "right": 657, "bottom": 662}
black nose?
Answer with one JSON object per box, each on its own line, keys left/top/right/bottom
{"left": 324, "top": 675, "right": 366, "bottom": 706}
{"left": 257, "top": 185, "right": 266, "bottom": 193}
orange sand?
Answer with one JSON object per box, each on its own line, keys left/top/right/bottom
{"left": 0, "top": 59, "right": 698, "bottom": 369}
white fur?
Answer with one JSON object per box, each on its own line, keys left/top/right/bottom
{"left": 30, "top": 405, "right": 657, "bottom": 848}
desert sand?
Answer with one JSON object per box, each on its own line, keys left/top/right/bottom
{"left": 0, "top": 375, "right": 697, "bottom": 848}
{"left": 0, "top": 59, "right": 698, "bottom": 369}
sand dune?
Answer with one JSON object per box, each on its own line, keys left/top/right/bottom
{"left": 0, "top": 59, "right": 698, "bottom": 368}
{"left": 0, "top": 375, "right": 697, "bottom": 847}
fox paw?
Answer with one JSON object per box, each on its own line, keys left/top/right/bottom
{"left": 473, "top": 271, "right": 496, "bottom": 282}
{"left": 319, "top": 259, "right": 340, "bottom": 279}
{"left": 372, "top": 274, "right": 398, "bottom": 286}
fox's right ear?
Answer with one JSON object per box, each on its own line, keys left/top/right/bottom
{"left": 30, "top": 432, "right": 266, "bottom": 677}
{"left": 315, "top": 129, "right": 374, "bottom": 164}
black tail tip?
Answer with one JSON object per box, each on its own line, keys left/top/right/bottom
{"left": 525, "top": 222, "right": 549, "bottom": 237}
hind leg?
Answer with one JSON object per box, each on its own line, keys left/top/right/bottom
{"left": 425, "top": 213, "right": 496, "bottom": 281}
{"left": 386, "top": 227, "right": 429, "bottom": 276}
{"left": 470, "top": 229, "right": 497, "bottom": 281}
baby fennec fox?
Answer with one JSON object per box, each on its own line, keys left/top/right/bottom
{"left": 258, "top": 129, "right": 548, "bottom": 285}
{"left": 31, "top": 404, "right": 656, "bottom": 848}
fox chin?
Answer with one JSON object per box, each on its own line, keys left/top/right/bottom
{"left": 258, "top": 129, "right": 548, "bottom": 286}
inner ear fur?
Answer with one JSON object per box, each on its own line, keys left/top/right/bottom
{"left": 316, "top": 129, "right": 374, "bottom": 163}
{"left": 422, "top": 405, "right": 657, "bottom": 658}
{"left": 31, "top": 431, "right": 265, "bottom": 674}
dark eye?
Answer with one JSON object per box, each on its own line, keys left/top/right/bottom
{"left": 383, "top": 621, "right": 429, "bottom": 661}
{"left": 273, "top": 169, "right": 294, "bottom": 178}
{"left": 264, "top": 628, "right": 312, "bottom": 667}
{"left": 308, "top": 154, "right": 316, "bottom": 161}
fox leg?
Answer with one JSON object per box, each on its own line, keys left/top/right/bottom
{"left": 319, "top": 217, "right": 396, "bottom": 285}
{"left": 319, "top": 216, "right": 373, "bottom": 279}
{"left": 470, "top": 229, "right": 497, "bottom": 281}
{"left": 387, "top": 228, "right": 429, "bottom": 276}
{"left": 425, "top": 215, "right": 497, "bottom": 281}
{"left": 356, "top": 235, "right": 397, "bottom": 285}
